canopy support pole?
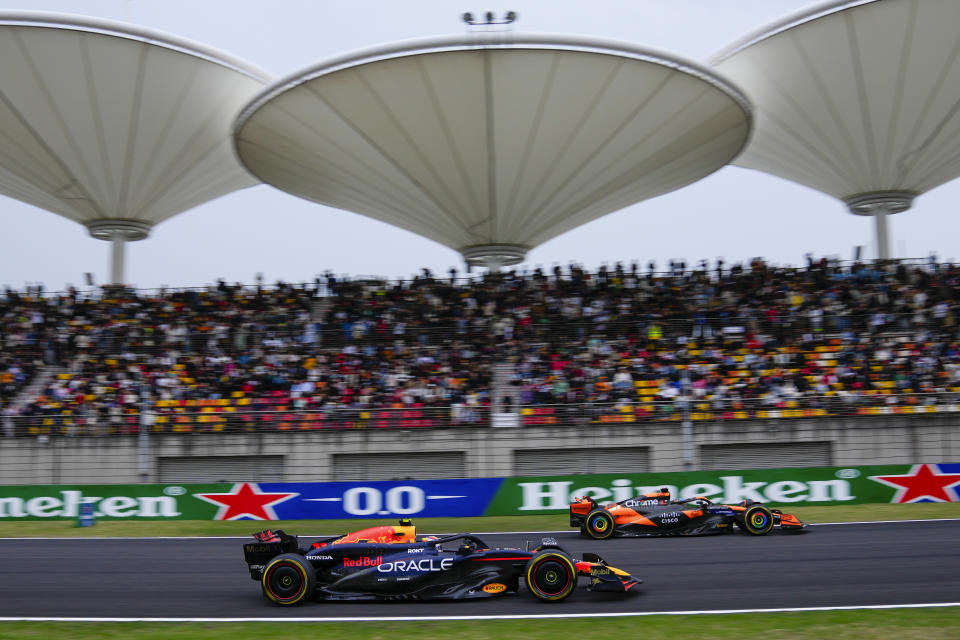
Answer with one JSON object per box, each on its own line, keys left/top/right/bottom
{"left": 843, "top": 191, "right": 914, "bottom": 262}
{"left": 110, "top": 230, "right": 126, "bottom": 285}
{"left": 84, "top": 220, "right": 152, "bottom": 287}
{"left": 875, "top": 208, "right": 890, "bottom": 261}
{"left": 459, "top": 244, "right": 528, "bottom": 273}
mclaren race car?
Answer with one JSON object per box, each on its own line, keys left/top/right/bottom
{"left": 243, "top": 520, "right": 640, "bottom": 605}
{"left": 570, "top": 488, "right": 807, "bottom": 539}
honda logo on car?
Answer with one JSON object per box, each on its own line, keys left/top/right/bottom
{"left": 517, "top": 475, "right": 855, "bottom": 510}
{"left": 377, "top": 558, "right": 454, "bottom": 573}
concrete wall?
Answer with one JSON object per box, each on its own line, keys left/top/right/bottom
{"left": 1, "top": 415, "right": 958, "bottom": 485}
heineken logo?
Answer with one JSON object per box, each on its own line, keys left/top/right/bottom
{"left": 517, "top": 475, "right": 856, "bottom": 511}
{"left": 0, "top": 490, "right": 181, "bottom": 518}
{"left": 194, "top": 482, "right": 299, "bottom": 521}
{"left": 870, "top": 463, "right": 960, "bottom": 503}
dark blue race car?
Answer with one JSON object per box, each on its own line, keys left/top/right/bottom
{"left": 243, "top": 520, "right": 640, "bottom": 605}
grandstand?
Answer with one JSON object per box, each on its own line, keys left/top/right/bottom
{"left": 4, "top": 256, "right": 960, "bottom": 435}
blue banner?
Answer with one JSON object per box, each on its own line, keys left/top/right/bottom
{"left": 194, "top": 478, "right": 505, "bottom": 520}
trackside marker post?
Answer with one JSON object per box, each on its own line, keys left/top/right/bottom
{"left": 77, "top": 502, "right": 95, "bottom": 528}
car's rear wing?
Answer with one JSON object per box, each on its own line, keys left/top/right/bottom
{"left": 244, "top": 529, "right": 300, "bottom": 568}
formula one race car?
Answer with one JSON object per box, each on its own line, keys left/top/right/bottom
{"left": 570, "top": 488, "right": 807, "bottom": 539}
{"left": 243, "top": 520, "right": 640, "bottom": 605}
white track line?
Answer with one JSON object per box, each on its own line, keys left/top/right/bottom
{"left": 810, "top": 517, "right": 960, "bottom": 526}
{"left": 3, "top": 517, "right": 960, "bottom": 541}
{"left": 1, "top": 602, "right": 958, "bottom": 622}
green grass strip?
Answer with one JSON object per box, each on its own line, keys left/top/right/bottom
{"left": 0, "top": 502, "right": 957, "bottom": 538}
{"left": 0, "top": 607, "right": 958, "bottom": 638}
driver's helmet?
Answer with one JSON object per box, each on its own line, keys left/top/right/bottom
{"left": 637, "top": 487, "right": 671, "bottom": 505}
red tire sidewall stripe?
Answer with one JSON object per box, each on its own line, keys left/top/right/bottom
{"left": 531, "top": 555, "right": 573, "bottom": 597}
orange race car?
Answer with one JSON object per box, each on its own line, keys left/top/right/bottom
{"left": 570, "top": 488, "right": 807, "bottom": 539}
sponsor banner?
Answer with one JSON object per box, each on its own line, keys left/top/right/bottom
{"left": 0, "top": 484, "right": 205, "bottom": 520}
{"left": 482, "top": 463, "right": 960, "bottom": 515}
{"left": 231, "top": 478, "right": 505, "bottom": 521}
{"left": 0, "top": 478, "right": 504, "bottom": 521}
{"left": 1, "top": 464, "right": 957, "bottom": 520}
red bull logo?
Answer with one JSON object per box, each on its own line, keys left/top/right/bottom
{"left": 343, "top": 556, "right": 382, "bottom": 567}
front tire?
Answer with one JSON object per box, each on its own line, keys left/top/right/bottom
{"left": 583, "top": 508, "right": 616, "bottom": 540}
{"left": 261, "top": 553, "right": 316, "bottom": 606}
{"left": 742, "top": 504, "right": 774, "bottom": 536}
{"left": 525, "top": 550, "right": 577, "bottom": 602}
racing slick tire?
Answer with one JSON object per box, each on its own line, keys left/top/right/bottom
{"left": 261, "top": 553, "right": 316, "bottom": 606}
{"left": 525, "top": 550, "right": 577, "bottom": 602}
{"left": 742, "top": 504, "right": 775, "bottom": 536}
{"left": 583, "top": 508, "right": 616, "bottom": 540}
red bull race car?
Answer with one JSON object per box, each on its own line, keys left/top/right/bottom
{"left": 243, "top": 519, "right": 640, "bottom": 605}
{"left": 570, "top": 488, "right": 807, "bottom": 539}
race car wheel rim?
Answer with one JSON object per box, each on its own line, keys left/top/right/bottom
{"left": 743, "top": 506, "right": 774, "bottom": 535}
{"left": 265, "top": 563, "right": 304, "bottom": 601}
{"left": 531, "top": 559, "right": 571, "bottom": 596}
{"left": 588, "top": 514, "right": 609, "bottom": 533}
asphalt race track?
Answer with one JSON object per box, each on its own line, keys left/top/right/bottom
{"left": 1, "top": 520, "right": 958, "bottom": 618}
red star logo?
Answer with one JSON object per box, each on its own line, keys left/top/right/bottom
{"left": 194, "top": 482, "right": 299, "bottom": 520}
{"left": 870, "top": 464, "right": 960, "bottom": 503}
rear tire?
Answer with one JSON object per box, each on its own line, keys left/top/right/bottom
{"left": 525, "top": 550, "right": 577, "bottom": 602}
{"left": 742, "top": 504, "right": 774, "bottom": 536}
{"left": 261, "top": 553, "right": 316, "bottom": 605}
{"left": 583, "top": 508, "right": 616, "bottom": 540}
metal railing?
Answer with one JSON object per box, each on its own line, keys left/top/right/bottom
{"left": 5, "top": 392, "right": 960, "bottom": 438}
{"left": 1, "top": 399, "right": 956, "bottom": 485}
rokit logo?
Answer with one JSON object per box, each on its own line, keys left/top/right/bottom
{"left": 343, "top": 556, "right": 383, "bottom": 567}
{"left": 377, "top": 558, "right": 454, "bottom": 573}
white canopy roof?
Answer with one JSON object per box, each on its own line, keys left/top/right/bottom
{"left": 713, "top": 0, "right": 960, "bottom": 208}
{"left": 0, "top": 12, "right": 273, "bottom": 239}
{"left": 235, "top": 33, "right": 751, "bottom": 266}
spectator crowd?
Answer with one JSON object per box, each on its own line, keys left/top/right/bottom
{"left": 4, "top": 255, "right": 960, "bottom": 435}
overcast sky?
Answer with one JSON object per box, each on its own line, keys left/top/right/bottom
{"left": 1, "top": 0, "right": 957, "bottom": 292}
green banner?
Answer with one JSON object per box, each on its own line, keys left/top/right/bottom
{"left": 482, "top": 463, "right": 960, "bottom": 514}
{"left": 0, "top": 483, "right": 225, "bottom": 520}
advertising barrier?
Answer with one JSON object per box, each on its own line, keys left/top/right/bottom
{"left": 0, "top": 463, "right": 957, "bottom": 520}
{"left": 483, "top": 463, "right": 960, "bottom": 514}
